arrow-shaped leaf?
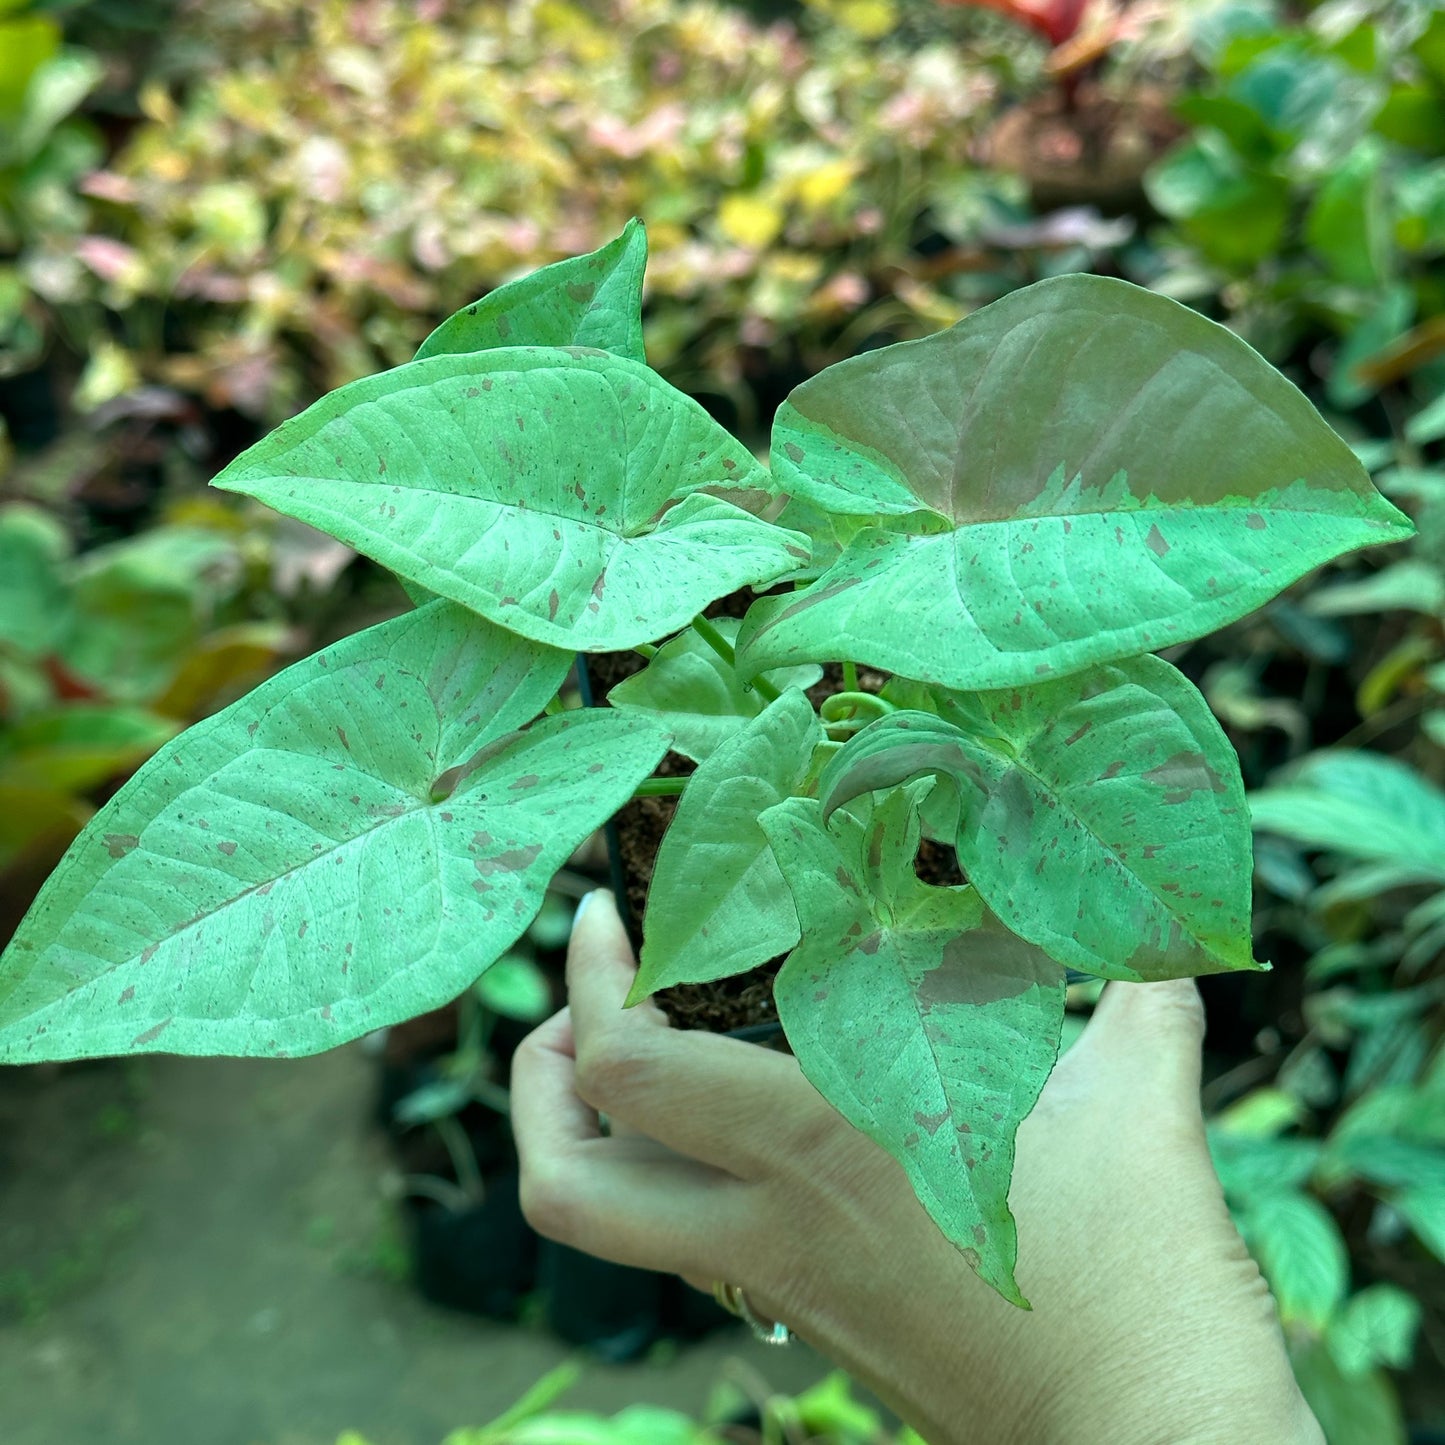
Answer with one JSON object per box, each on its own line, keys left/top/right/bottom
{"left": 213, "top": 348, "right": 807, "bottom": 652}
{"left": 820, "top": 655, "right": 1262, "bottom": 981}
{"left": 0, "top": 600, "right": 668, "bottom": 1061}
{"left": 760, "top": 787, "right": 1066, "bottom": 1306}
{"left": 416, "top": 219, "right": 648, "bottom": 364}
{"left": 738, "top": 273, "right": 1412, "bottom": 690}
{"left": 629, "top": 687, "right": 823, "bottom": 1003}
{"left": 608, "top": 617, "right": 822, "bottom": 763}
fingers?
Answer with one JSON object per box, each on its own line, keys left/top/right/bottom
{"left": 562, "top": 890, "right": 830, "bottom": 1178}
{"left": 510, "top": 984, "right": 751, "bottom": 1278}
{"left": 1063, "top": 976, "right": 1207, "bottom": 1120}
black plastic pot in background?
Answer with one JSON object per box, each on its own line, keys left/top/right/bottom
{"left": 404, "top": 1170, "right": 538, "bottom": 1320}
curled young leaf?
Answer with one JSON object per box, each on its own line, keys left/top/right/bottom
{"left": 0, "top": 601, "right": 668, "bottom": 1061}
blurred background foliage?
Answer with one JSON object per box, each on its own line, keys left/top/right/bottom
{"left": 1, "top": 1, "right": 1443, "bottom": 1442}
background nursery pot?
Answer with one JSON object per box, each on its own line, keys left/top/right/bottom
{"left": 0, "top": 219, "right": 1412, "bottom": 1307}
{"left": 377, "top": 885, "right": 736, "bottom": 1356}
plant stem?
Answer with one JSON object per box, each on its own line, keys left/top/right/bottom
{"left": 432, "top": 1114, "right": 485, "bottom": 1204}
{"left": 543, "top": 695, "right": 565, "bottom": 716}
{"left": 745, "top": 672, "right": 782, "bottom": 704}
{"left": 842, "top": 660, "right": 859, "bottom": 693}
{"left": 692, "top": 612, "right": 782, "bottom": 705}
{"left": 633, "top": 642, "right": 658, "bottom": 660}
{"left": 633, "top": 776, "right": 688, "bottom": 798}
{"left": 691, "top": 613, "right": 736, "bottom": 665}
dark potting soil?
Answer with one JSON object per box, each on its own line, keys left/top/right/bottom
{"left": 581, "top": 595, "right": 965, "bottom": 1034}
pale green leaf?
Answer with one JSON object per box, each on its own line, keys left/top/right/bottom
{"left": 213, "top": 348, "right": 807, "bottom": 652}
{"left": 820, "top": 655, "right": 1260, "bottom": 981}
{"left": 1215, "top": 1087, "right": 1303, "bottom": 1138}
{"left": 416, "top": 220, "right": 647, "bottom": 365}
{"left": 629, "top": 688, "right": 823, "bottom": 1003}
{"left": 0, "top": 503, "right": 70, "bottom": 657}
{"left": 1396, "top": 1186, "right": 1445, "bottom": 1264}
{"left": 607, "top": 617, "right": 822, "bottom": 763}
{"left": 760, "top": 788, "right": 1066, "bottom": 1305}
{"left": 1238, "top": 1191, "right": 1349, "bottom": 1327}
{"left": 1249, "top": 751, "right": 1445, "bottom": 880}
{"left": 1406, "top": 390, "right": 1445, "bottom": 446}
{"left": 1290, "top": 1340, "right": 1406, "bottom": 1445}
{"left": 1303, "top": 560, "right": 1445, "bottom": 618}
{"left": 13, "top": 48, "right": 103, "bottom": 163}
{"left": 474, "top": 951, "right": 553, "bottom": 1022}
{"left": 0, "top": 600, "right": 668, "bottom": 1061}
{"left": 737, "top": 274, "right": 1411, "bottom": 691}
{"left": 1328, "top": 1285, "right": 1421, "bottom": 1376}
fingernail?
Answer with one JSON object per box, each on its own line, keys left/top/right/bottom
{"left": 572, "top": 890, "right": 598, "bottom": 931}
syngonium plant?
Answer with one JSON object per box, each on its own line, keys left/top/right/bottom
{"left": 0, "top": 221, "right": 1413, "bottom": 1304}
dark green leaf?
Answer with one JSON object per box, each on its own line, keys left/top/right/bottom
{"left": 1291, "top": 1339, "right": 1406, "bottom": 1445}
{"left": 0, "top": 504, "right": 70, "bottom": 658}
{"left": 1249, "top": 751, "right": 1445, "bottom": 881}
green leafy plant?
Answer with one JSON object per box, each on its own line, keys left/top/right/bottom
{"left": 1207, "top": 746, "right": 1445, "bottom": 1443}
{"left": 0, "top": 499, "right": 294, "bottom": 896}
{"left": 338, "top": 1360, "right": 924, "bottom": 1445}
{"left": 1211, "top": 1071, "right": 1437, "bottom": 1445}
{"left": 0, "top": 3, "right": 103, "bottom": 378}
{"left": 1144, "top": 2, "right": 1445, "bottom": 411}
{"left": 0, "top": 223, "right": 1412, "bottom": 1305}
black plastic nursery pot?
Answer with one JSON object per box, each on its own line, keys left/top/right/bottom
{"left": 378, "top": 992, "right": 737, "bottom": 1358}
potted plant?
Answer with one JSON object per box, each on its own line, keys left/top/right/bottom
{"left": 0, "top": 220, "right": 1411, "bottom": 1306}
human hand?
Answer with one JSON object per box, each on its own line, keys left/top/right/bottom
{"left": 511, "top": 890, "right": 1323, "bottom": 1445}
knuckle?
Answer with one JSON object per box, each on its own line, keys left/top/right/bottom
{"left": 1150, "top": 977, "right": 1207, "bottom": 1038}
{"left": 517, "top": 1161, "right": 580, "bottom": 1243}
{"left": 573, "top": 1038, "right": 650, "bottom": 1112}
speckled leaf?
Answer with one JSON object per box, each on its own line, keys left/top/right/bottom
{"left": 819, "top": 655, "right": 1262, "bottom": 981}
{"left": 629, "top": 688, "right": 822, "bottom": 1004}
{"left": 0, "top": 601, "right": 669, "bottom": 1062}
{"left": 608, "top": 618, "right": 823, "bottom": 763}
{"left": 415, "top": 219, "right": 647, "bottom": 365}
{"left": 760, "top": 787, "right": 1066, "bottom": 1306}
{"left": 738, "top": 274, "right": 1412, "bottom": 690}
{"left": 213, "top": 348, "right": 806, "bottom": 652}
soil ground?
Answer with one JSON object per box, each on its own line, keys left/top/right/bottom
{"left": 0, "top": 1044, "right": 826, "bottom": 1445}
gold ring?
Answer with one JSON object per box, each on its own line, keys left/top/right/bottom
{"left": 711, "top": 1279, "right": 793, "bottom": 1346}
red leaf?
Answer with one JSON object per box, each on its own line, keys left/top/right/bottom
{"left": 936, "top": 0, "right": 1090, "bottom": 48}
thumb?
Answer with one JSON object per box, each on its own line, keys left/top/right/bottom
{"left": 1062, "top": 977, "right": 1208, "bottom": 1122}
